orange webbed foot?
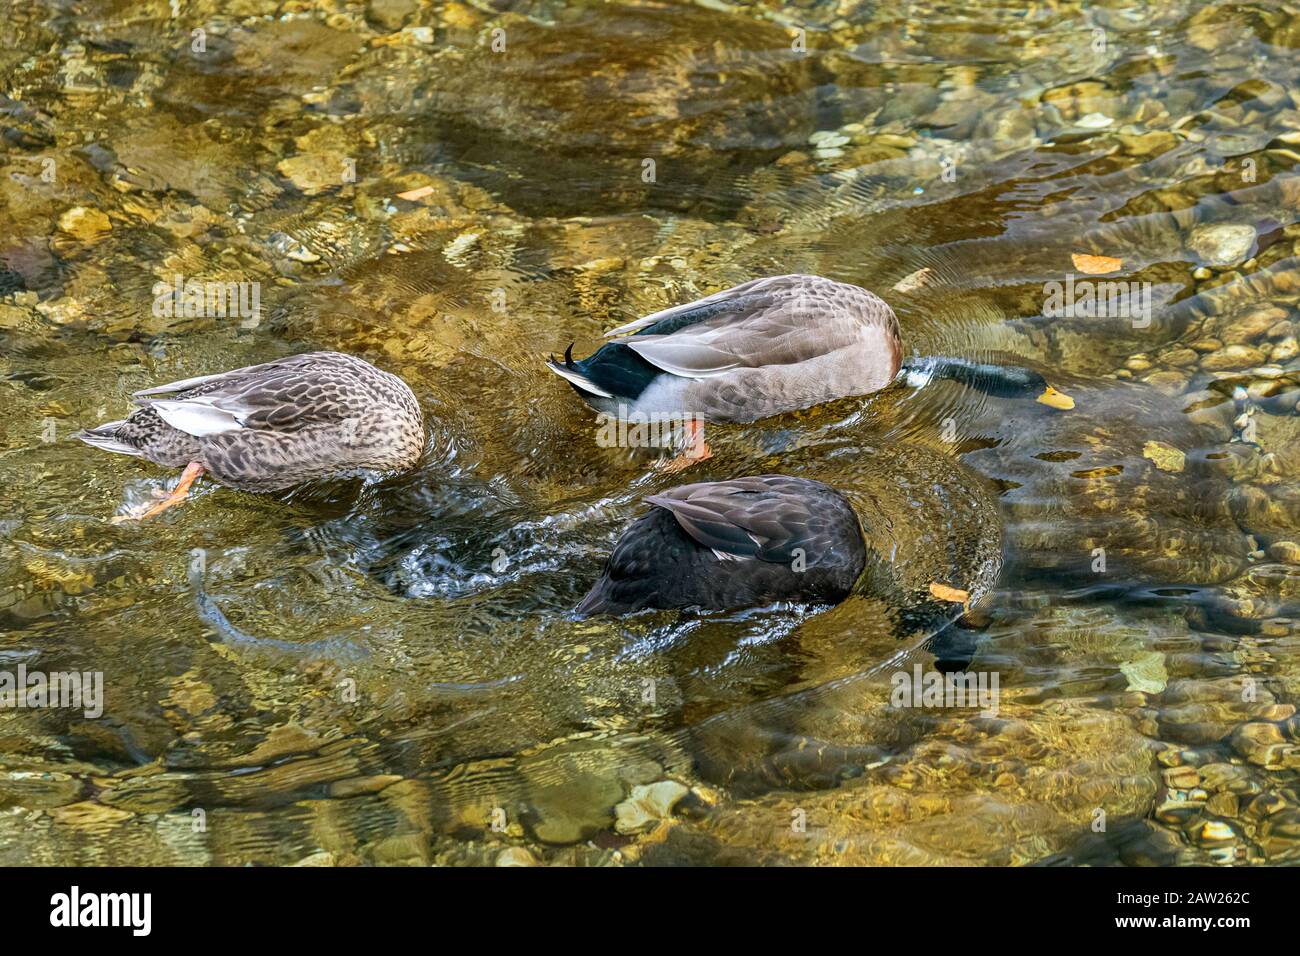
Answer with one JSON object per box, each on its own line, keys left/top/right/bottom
{"left": 111, "top": 462, "right": 204, "bottom": 523}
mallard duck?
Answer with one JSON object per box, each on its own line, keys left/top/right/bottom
{"left": 576, "top": 475, "right": 866, "bottom": 615}
{"left": 548, "top": 274, "right": 1074, "bottom": 462}
{"left": 77, "top": 351, "right": 424, "bottom": 520}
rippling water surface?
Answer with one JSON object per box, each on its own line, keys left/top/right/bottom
{"left": 2, "top": 0, "right": 1300, "bottom": 865}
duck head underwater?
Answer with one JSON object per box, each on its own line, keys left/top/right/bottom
{"left": 554, "top": 275, "right": 1042, "bottom": 616}
{"left": 76, "top": 352, "right": 425, "bottom": 521}
{"left": 576, "top": 475, "right": 867, "bottom": 615}
{"left": 548, "top": 274, "right": 1074, "bottom": 465}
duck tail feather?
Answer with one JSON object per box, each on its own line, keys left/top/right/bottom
{"left": 545, "top": 356, "right": 616, "bottom": 399}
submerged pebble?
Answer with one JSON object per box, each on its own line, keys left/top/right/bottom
{"left": 614, "top": 780, "right": 690, "bottom": 835}
{"left": 1189, "top": 224, "right": 1257, "bottom": 268}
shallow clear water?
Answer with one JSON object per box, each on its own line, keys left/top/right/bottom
{"left": 1, "top": 0, "right": 1299, "bottom": 865}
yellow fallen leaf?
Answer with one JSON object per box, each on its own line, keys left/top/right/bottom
{"left": 1143, "top": 440, "right": 1185, "bottom": 473}
{"left": 1071, "top": 252, "right": 1123, "bottom": 275}
{"left": 929, "top": 582, "right": 970, "bottom": 603}
{"left": 396, "top": 185, "right": 436, "bottom": 201}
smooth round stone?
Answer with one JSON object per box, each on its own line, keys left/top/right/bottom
{"left": 1202, "top": 345, "right": 1267, "bottom": 370}
{"left": 1163, "top": 765, "right": 1200, "bottom": 789}
{"left": 1076, "top": 112, "right": 1113, "bottom": 129}
{"left": 1231, "top": 721, "right": 1287, "bottom": 766}
{"left": 614, "top": 780, "right": 689, "bottom": 835}
{"left": 1223, "top": 309, "right": 1283, "bottom": 344}
{"left": 809, "top": 130, "right": 849, "bottom": 148}
{"left": 495, "top": 847, "right": 540, "bottom": 867}
{"left": 1197, "top": 762, "right": 1248, "bottom": 790}
{"left": 1120, "top": 130, "right": 1175, "bottom": 156}
{"left": 1163, "top": 347, "right": 1200, "bottom": 367}
{"left": 1146, "top": 370, "right": 1188, "bottom": 394}
{"left": 1188, "top": 223, "right": 1257, "bottom": 267}
{"left": 57, "top": 206, "right": 112, "bottom": 242}
{"left": 1268, "top": 541, "right": 1300, "bottom": 563}
{"left": 1197, "top": 820, "right": 1238, "bottom": 842}
{"left": 1259, "top": 703, "right": 1296, "bottom": 721}
{"left": 1207, "top": 130, "right": 1271, "bottom": 157}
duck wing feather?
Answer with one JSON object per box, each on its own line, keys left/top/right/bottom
{"left": 607, "top": 275, "right": 891, "bottom": 379}
{"left": 133, "top": 353, "right": 358, "bottom": 439}
{"left": 644, "top": 475, "right": 840, "bottom": 564}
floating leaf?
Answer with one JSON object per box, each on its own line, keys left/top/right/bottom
{"left": 929, "top": 582, "right": 970, "bottom": 603}
{"left": 1143, "top": 440, "right": 1185, "bottom": 473}
{"left": 1071, "top": 252, "right": 1123, "bottom": 274}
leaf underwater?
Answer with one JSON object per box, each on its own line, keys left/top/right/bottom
{"left": 1143, "top": 440, "right": 1186, "bottom": 473}
{"left": 929, "top": 582, "right": 971, "bottom": 603}
{"left": 396, "top": 184, "right": 436, "bottom": 201}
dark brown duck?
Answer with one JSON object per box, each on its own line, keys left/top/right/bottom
{"left": 577, "top": 474, "right": 867, "bottom": 615}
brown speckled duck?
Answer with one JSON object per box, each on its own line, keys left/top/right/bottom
{"left": 576, "top": 475, "right": 867, "bottom": 615}
{"left": 549, "top": 274, "right": 1074, "bottom": 463}
{"left": 77, "top": 351, "right": 424, "bottom": 520}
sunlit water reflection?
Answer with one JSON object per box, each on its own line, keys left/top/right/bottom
{"left": 1, "top": 0, "right": 1299, "bottom": 865}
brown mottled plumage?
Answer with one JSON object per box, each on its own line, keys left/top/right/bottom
{"left": 77, "top": 352, "right": 424, "bottom": 494}
{"left": 576, "top": 475, "right": 867, "bottom": 615}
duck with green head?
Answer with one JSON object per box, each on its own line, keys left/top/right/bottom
{"left": 548, "top": 274, "right": 1074, "bottom": 464}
